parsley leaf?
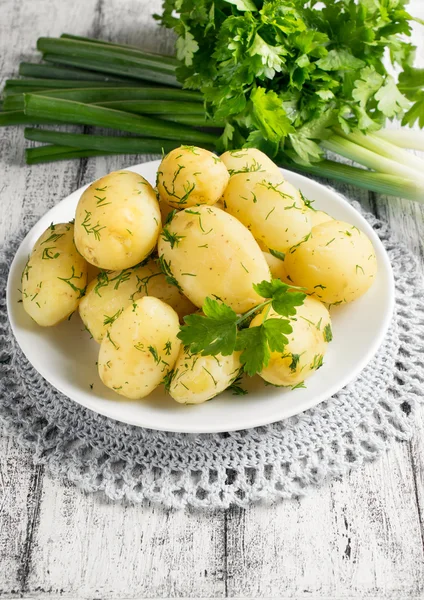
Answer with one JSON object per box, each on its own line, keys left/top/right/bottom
{"left": 235, "top": 326, "right": 270, "bottom": 376}
{"left": 375, "top": 75, "right": 410, "bottom": 118}
{"left": 254, "top": 279, "right": 306, "bottom": 317}
{"left": 263, "top": 318, "right": 292, "bottom": 352}
{"left": 178, "top": 298, "right": 238, "bottom": 356}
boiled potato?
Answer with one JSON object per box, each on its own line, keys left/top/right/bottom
{"left": 74, "top": 170, "right": 161, "bottom": 270}
{"left": 284, "top": 220, "right": 378, "bottom": 305}
{"left": 169, "top": 349, "right": 241, "bottom": 404}
{"left": 223, "top": 171, "right": 312, "bottom": 254}
{"left": 157, "top": 206, "right": 271, "bottom": 313}
{"left": 98, "top": 296, "right": 181, "bottom": 399}
{"left": 309, "top": 209, "right": 333, "bottom": 228}
{"left": 251, "top": 296, "right": 332, "bottom": 387}
{"left": 263, "top": 251, "right": 291, "bottom": 284}
{"left": 79, "top": 259, "right": 195, "bottom": 342}
{"left": 220, "top": 148, "right": 281, "bottom": 176}
{"left": 157, "top": 146, "right": 229, "bottom": 208}
{"left": 22, "top": 223, "right": 88, "bottom": 326}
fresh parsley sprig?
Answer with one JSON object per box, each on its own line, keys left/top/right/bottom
{"left": 177, "top": 279, "right": 306, "bottom": 376}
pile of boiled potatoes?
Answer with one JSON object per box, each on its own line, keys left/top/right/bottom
{"left": 21, "top": 146, "right": 377, "bottom": 405}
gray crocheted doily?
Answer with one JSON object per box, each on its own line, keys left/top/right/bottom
{"left": 1, "top": 201, "right": 424, "bottom": 509}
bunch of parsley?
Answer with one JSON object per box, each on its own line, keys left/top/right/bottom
{"left": 157, "top": 0, "right": 423, "bottom": 164}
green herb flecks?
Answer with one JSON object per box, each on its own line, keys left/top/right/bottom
{"left": 158, "top": 255, "right": 182, "bottom": 290}
{"left": 41, "top": 232, "right": 64, "bottom": 245}
{"left": 148, "top": 345, "right": 160, "bottom": 364}
{"left": 323, "top": 323, "right": 333, "bottom": 342}
{"left": 42, "top": 247, "right": 60, "bottom": 260}
{"left": 103, "top": 308, "right": 123, "bottom": 326}
{"left": 81, "top": 210, "right": 106, "bottom": 241}
{"left": 310, "top": 354, "right": 324, "bottom": 370}
{"left": 161, "top": 227, "right": 185, "bottom": 248}
{"left": 106, "top": 329, "right": 119, "bottom": 349}
{"left": 58, "top": 265, "right": 86, "bottom": 298}
{"left": 95, "top": 195, "right": 111, "bottom": 207}
{"left": 269, "top": 249, "right": 285, "bottom": 261}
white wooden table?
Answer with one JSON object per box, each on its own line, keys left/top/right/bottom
{"left": 1, "top": 1, "right": 424, "bottom": 598}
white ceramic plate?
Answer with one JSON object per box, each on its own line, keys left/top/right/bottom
{"left": 7, "top": 161, "right": 394, "bottom": 433}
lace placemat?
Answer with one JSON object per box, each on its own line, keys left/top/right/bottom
{"left": 1, "top": 201, "right": 423, "bottom": 509}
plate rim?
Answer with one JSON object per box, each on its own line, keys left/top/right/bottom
{"left": 6, "top": 161, "right": 395, "bottom": 433}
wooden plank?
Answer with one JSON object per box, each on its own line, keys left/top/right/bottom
{"left": 25, "top": 476, "right": 225, "bottom": 598}
{"left": 226, "top": 443, "right": 424, "bottom": 599}
{"left": 0, "top": 436, "right": 43, "bottom": 597}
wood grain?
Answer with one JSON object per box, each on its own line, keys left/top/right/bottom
{"left": 1, "top": 0, "right": 424, "bottom": 598}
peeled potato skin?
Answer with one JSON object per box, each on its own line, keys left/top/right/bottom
{"left": 79, "top": 259, "right": 196, "bottom": 343}
{"left": 157, "top": 146, "right": 230, "bottom": 209}
{"left": 252, "top": 296, "right": 332, "bottom": 387}
{"left": 157, "top": 205, "right": 271, "bottom": 313}
{"left": 223, "top": 171, "right": 312, "bottom": 254}
{"left": 98, "top": 296, "right": 181, "bottom": 400}
{"left": 74, "top": 170, "right": 161, "bottom": 270}
{"left": 22, "top": 223, "right": 88, "bottom": 326}
{"left": 169, "top": 349, "right": 241, "bottom": 404}
{"left": 220, "top": 148, "right": 281, "bottom": 177}
{"left": 284, "top": 220, "right": 378, "bottom": 305}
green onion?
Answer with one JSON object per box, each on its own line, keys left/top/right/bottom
{"left": 4, "top": 78, "right": 142, "bottom": 92}
{"left": 24, "top": 95, "right": 218, "bottom": 144}
{"left": 38, "top": 37, "right": 178, "bottom": 68}
{"left": 24, "top": 128, "right": 212, "bottom": 153}
{"left": 335, "top": 128, "right": 424, "bottom": 175}
{"left": 374, "top": 129, "right": 424, "bottom": 152}
{"left": 19, "top": 61, "right": 133, "bottom": 82}
{"left": 41, "top": 53, "right": 180, "bottom": 86}
{"left": 0, "top": 110, "right": 60, "bottom": 126}
{"left": 321, "top": 134, "right": 424, "bottom": 183}
{"left": 60, "top": 33, "right": 174, "bottom": 58}
{"left": 280, "top": 158, "right": 424, "bottom": 203}
{"left": 4, "top": 86, "right": 202, "bottom": 111}
{"left": 95, "top": 100, "right": 206, "bottom": 115}
{"left": 159, "top": 114, "right": 225, "bottom": 128}
{"left": 37, "top": 37, "right": 179, "bottom": 86}
{"left": 26, "top": 145, "right": 118, "bottom": 164}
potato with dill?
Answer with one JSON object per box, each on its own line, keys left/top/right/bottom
{"left": 220, "top": 148, "right": 281, "bottom": 177}
{"left": 79, "top": 259, "right": 196, "bottom": 343}
{"left": 157, "top": 205, "right": 271, "bottom": 313}
{"left": 74, "top": 170, "right": 161, "bottom": 270}
{"left": 22, "top": 222, "right": 88, "bottom": 326}
{"left": 156, "top": 146, "right": 229, "bottom": 209}
{"left": 284, "top": 220, "right": 378, "bottom": 305}
{"left": 169, "top": 349, "right": 241, "bottom": 404}
{"left": 222, "top": 171, "right": 312, "bottom": 254}
{"left": 251, "top": 296, "right": 332, "bottom": 387}
{"left": 98, "top": 296, "right": 181, "bottom": 400}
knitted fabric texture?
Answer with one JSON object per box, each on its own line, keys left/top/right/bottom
{"left": 1, "top": 201, "right": 423, "bottom": 509}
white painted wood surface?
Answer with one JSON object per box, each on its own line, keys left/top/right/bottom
{"left": 1, "top": 1, "right": 424, "bottom": 598}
